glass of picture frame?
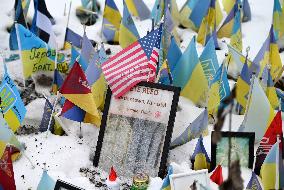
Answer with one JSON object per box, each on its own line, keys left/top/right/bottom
{"left": 211, "top": 131, "right": 255, "bottom": 171}
{"left": 93, "top": 82, "right": 180, "bottom": 178}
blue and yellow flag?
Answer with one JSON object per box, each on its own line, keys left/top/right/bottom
{"left": 85, "top": 46, "right": 107, "bottom": 110}
{"left": 157, "top": 60, "right": 172, "bottom": 85}
{"left": 151, "top": 0, "right": 163, "bottom": 25}
{"left": 102, "top": 0, "right": 121, "bottom": 44}
{"left": 265, "top": 69, "right": 279, "bottom": 109}
{"left": 197, "top": 0, "right": 219, "bottom": 48}
{"left": 172, "top": 37, "right": 208, "bottom": 105}
{"left": 171, "top": 109, "right": 208, "bottom": 148}
{"left": 98, "top": 44, "right": 108, "bottom": 65}
{"left": 22, "top": 0, "right": 31, "bottom": 18}
{"left": 39, "top": 97, "right": 54, "bottom": 132}
{"left": 273, "top": 0, "right": 284, "bottom": 41}
{"left": 179, "top": 0, "right": 198, "bottom": 28}
{"left": 64, "top": 28, "right": 83, "bottom": 49}
{"left": 125, "top": 0, "right": 150, "bottom": 20}
{"left": 253, "top": 25, "right": 283, "bottom": 80}
{"left": 261, "top": 140, "right": 284, "bottom": 189}
{"left": 236, "top": 60, "right": 251, "bottom": 112}
{"left": 0, "top": 65, "right": 26, "bottom": 132}
{"left": 52, "top": 69, "right": 64, "bottom": 94}
{"left": 230, "top": 5, "right": 242, "bottom": 52}
{"left": 37, "top": 170, "right": 55, "bottom": 190}
{"left": 16, "top": 24, "right": 56, "bottom": 78}
{"left": 119, "top": 1, "right": 140, "bottom": 48}
{"left": 199, "top": 37, "right": 219, "bottom": 83}
{"left": 160, "top": 165, "right": 173, "bottom": 190}
{"left": 191, "top": 136, "right": 210, "bottom": 170}
{"left": 167, "top": 36, "right": 182, "bottom": 72}
{"left": 218, "top": 0, "right": 240, "bottom": 38}
{"left": 70, "top": 46, "right": 88, "bottom": 71}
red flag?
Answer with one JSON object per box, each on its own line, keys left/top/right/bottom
{"left": 108, "top": 166, "right": 117, "bottom": 181}
{"left": 210, "top": 165, "right": 223, "bottom": 185}
{"left": 0, "top": 146, "right": 16, "bottom": 190}
{"left": 254, "top": 111, "right": 283, "bottom": 175}
{"left": 101, "top": 26, "right": 162, "bottom": 98}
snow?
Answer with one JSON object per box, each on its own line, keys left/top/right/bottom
{"left": 0, "top": 0, "right": 282, "bottom": 189}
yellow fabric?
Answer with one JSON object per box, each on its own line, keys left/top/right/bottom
{"left": 0, "top": 141, "right": 21, "bottom": 161}
{"left": 119, "top": 24, "right": 138, "bottom": 48}
{"left": 181, "top": 63, "right": 208, "bottom": 106}
{"left": 104, "top": 6, "right": 121, "bottom": 29}
{"left": 217, "top": 19, "right": 234, "bottom": 38}
{"left": 62, "top": 93, "right": 100, "bottom": 118}
{"left": 84, "top": 112, "right": 101, "bottom": 127}
{"left": 230, "top": 29, "right": 242, "bottom": 52}
{"left": 197, "top": 16, "right": 208, "bottom": 45}
{"left": 125, "top": 0, "right": 139, "bottom": 17}
{"left": 208, "top": 82, "right": 221, "bottom": 114}
{"left": 21, "top": 48, "right": 55, "bottom": 78}
{"left": 261, "top": 163, "right": 276, "bottom": 190}
{"left": 180, "top": 6, "right": 192, "bottom": 28}
{"left": 194, "top": 154, "right": 210, "bottom": 170}
{"left": 216, "top": 0, "right": 223, "bottom": 27}
{"left": 4, "top": 109, "right": 21, "bottom": 132}
{"left": 273, "top": 11, "right": 284, "bottom": 39}
{"left": 236, "top": 77, "right": 250, "bottom": 110}
{"left": 270, "top": 44, "right": 283, "bottom": 80}
{"left": 91, "top": 74, "right": 107, "bottom": 111}
{"left": 63, "top": 42, "right": 72, "bottom": 50}
{"left": 266, "top": 87, "right": 280, "bottom": 109}
{"left": 222, "top": 0, "right": 235, "bottom": 14}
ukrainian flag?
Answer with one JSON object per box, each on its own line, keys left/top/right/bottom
{"left": 15, "top": 24, "right": 55, "bottom": 79}
{"left": 151, "top": 0, "right": 163, "bottom": 25}
{"left": 218, "top": 0, "right": 240, "bottom": 38}
{"left": 161, "top": 165, "right": 173, "bottom": 190}
{"left": 265, "top": 69, "right": 279, "bottom": 109}
{"left": 37, "top": 170, "right": 56, "bottom": 190}
{"left": 172, "top": 37, "right": 208, "bottom": 105}
{"left": 273, "top": 0, "right": 284, "bottom": 41}
{"left": 208, "top": 64, "right": 223, "bottom": 113}
{"left": 85, "top": 47, "right": 107, "bottom": 110}
{"left": 199, "top": 37, "right": 219, "bottom": 83}
{"left": 229, "top": 6, "right": 242, "bottom": 52}
{"left": 240, "top": 77, "right": 275, "bottom": 141}
{"left": 102, "top": 0, "right": 121, "bottom": 44}
{"left": 70, "top": 46, "right": 88, "bottom": 71}
{"left": 179, "top": 0, "right": 198, "bottom": 28}
{"left": 261, "top": 140, "right": 284, "bottom": 189}
{"left": 125, "top": 0, "right": 150, "bottom": 21}
{"left": 236, "top": 61, "right": 251, "bottom": 111}
{"left": 253, "top": 25, "right": 283, "bottom": 80}
{"left": 158, "top": 60, "right": 172, "bottom": 85}
{"left": 191, "top": 136, "right": 210, "bottom": 170}
{"left": 167, "top": 36, "right": 182, "bottom": 72}
{"left": 22, "top": 0, "right": 31, "bottom": 18}
{"left": 119, "top": 1, "right": 140, "bottom": 48}
{"left": 0, "top": 65, "right": 26, "bottom": 132}
{"left": 197, "top": 0, "right": 219, "bottom": 48}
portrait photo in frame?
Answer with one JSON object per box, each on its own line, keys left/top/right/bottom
{"left": 211, "top": 131, "right": 255, "bottom": 171}
{"left": 54, "top": 179, "right": 84, "bottom": 190}
{"left": 93, "top": 82, "right": 180, "bottom": 178}
{"left": 169, "top": 169, "right": 210, "bottom": 190}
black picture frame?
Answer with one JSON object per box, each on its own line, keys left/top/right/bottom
{"left": 211, "top": 131, "right": 255, "bottom": 172}
{"left": 54, "top": 179, "right": 85, "bottom": 190}
{"left": 93, "top": 82, "right": 180, "bottom": 178}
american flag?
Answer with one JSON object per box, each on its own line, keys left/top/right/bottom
{"left": 102, "top": 25, "right": 162, "bottom": 98}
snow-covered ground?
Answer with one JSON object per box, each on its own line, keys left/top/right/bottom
{"left": 0, "top": 0, "right": 283, "bottom": 189}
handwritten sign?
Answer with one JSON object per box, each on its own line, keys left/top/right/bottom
{"left": 109, "top": 86, "right": 174, "bottom": 124}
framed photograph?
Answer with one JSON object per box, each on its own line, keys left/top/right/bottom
{"left": 54, "top": 179, "right": 84, "bottom": 190}
{"left": 94, "top": 82, "right": 180, "bottom": 178}
{"left": 211, "top": 131, "right": 255, "bottom": 171}
{"left": 169, "top": 169, "right": 210, "bottom": 190}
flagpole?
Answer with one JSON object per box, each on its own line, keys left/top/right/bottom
{"left": 45, "top": 91, "right": 60, "bottom": 138}
{"left": 63, "top": 2, "right": 66, "bottom": 16}
{"left": 79, "top": 122, "right": 83, "bottom": 139}
{"left": 275, "top": 135, "right": 280, "bottom": 189}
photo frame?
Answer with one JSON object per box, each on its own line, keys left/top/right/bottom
{"left": 169, "top": 169, "right": 210, "bottom": 190}
{"left": 211, "top": 131, "right": 255, "bottom": 171}
{"left": 94, "top": 82, "right": 180, "bottom": 178}
{"left": 54, "top": 179, "right": 84, "bottom": 190}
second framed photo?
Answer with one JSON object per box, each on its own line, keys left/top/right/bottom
{"left": 211, "top": 131, "right": 255, "bottom": 171}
